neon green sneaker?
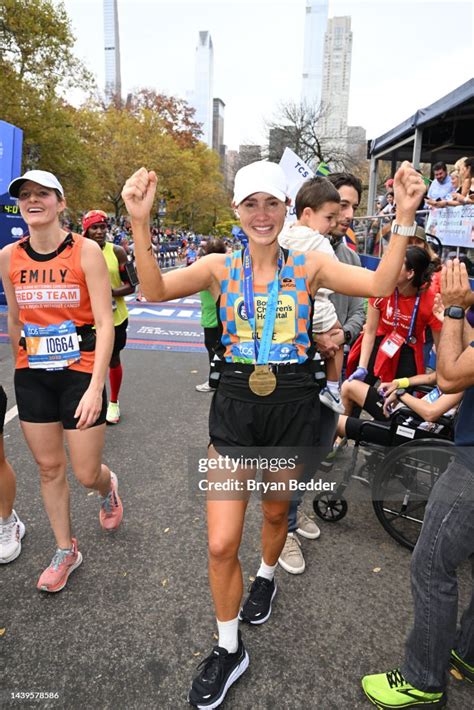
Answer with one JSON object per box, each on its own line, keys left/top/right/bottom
{"left": 106, "top": 400, "right": 120, "bottom": 424}
{"left": 361, "top": 668, "right": 446, "bottom": 708}
{"left": 450, "top": 649, "right": 474, "bottom": 683}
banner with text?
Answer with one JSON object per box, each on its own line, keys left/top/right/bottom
{"left": 426, "top": 205, "right": 474, "bottom": 248}
{"left": 279, "top": 148, "right": 315, "bottom": 223}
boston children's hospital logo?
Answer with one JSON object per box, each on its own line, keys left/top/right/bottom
{"left": 237, "top": 302, "right": 248, "bottom": 321}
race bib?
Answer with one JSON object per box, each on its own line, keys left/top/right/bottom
{"left": 422, "top": 387, "right": 441, "bottom": 403}
{"left": 24, "top": 321, "right": 80, "bottom": 370}
{"left": 380, "top": 331, "right": 405, "bottom": 358}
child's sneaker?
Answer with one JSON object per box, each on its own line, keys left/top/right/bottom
{"left": 37, "top": 538, "right": 82, "bottom": 592}
{"left": 319, "top": 387, "right": 345, "bottom": 414}
{"left": 99, "top": 471, "right": 123, "bottom": 530}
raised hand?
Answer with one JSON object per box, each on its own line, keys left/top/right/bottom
{"left": 393, "top": 161, "right": 426, "bottom": 219}
{"left": 441, "top": 258, "right": 474, "bottom": 309}
{"left": 122, "top": 167, "right": 158, "bottom": 222}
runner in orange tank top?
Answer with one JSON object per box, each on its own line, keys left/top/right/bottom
{"left": 0, "top": 170, "right": 124, "bottom": 593}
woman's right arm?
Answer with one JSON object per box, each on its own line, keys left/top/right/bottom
{"left": 0, "top": 246, "right": 20, "bottom": 363}
{"left": 122, "top": 168, "right": 222, "bottom": 301}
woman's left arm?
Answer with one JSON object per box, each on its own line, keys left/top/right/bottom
{"left": 308, "top": 162, "right": 426, "bottom": 298}
{"left": 75, "top": 240, "right": 114, "bottom": 429}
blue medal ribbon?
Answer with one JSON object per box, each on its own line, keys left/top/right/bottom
{"left": 242, "top": 247, "right": 282, "bottom": 364}
{"left": 393, "top": 288, "right": 421, "bottom": 344}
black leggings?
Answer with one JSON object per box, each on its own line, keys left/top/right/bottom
{"left": 204, "top": 327, "right": 220, "bottom": 364}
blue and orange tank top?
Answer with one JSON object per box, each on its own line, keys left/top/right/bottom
{"left": 9, "top": 233, "right": 96, "bottom": 373}
{"left": 218, "top": 249, "right": 315, "bottom": 364}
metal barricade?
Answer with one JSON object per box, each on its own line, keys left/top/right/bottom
{"left": 352, "top": 210, "right": 431, "bottom": 257}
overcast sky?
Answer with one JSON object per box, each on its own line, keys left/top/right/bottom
{"left": 62, "top": 0, "right": 473, "bottom": 150}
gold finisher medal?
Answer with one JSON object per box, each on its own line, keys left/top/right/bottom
{"left": 248, "top": 365, "right": 277, "bottom": 396}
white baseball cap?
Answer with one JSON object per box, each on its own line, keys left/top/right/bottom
{"left": 8, "top": 170, "right": 64, "bottom": 198}
{"left": 233, "top": 160, "right": 288, "bottom": 206}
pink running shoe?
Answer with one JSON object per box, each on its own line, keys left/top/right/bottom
{"left": 37, "top": 538, "right": 83, "bottom": 592}
{"left": 99, "top": 471, "right": 123, "bottom": 531}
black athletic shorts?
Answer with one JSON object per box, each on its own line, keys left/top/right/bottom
{"left": 0, "top": 386, "right": 7, "bottom": 434}
{"left": 112, "top": 319, "right": 128, "bottom": 358}
{"left": 14, "top": 368, "right": 107, "bottom": 429}
{"left": 209, "top": 371, "right": 321, "bottom": 455}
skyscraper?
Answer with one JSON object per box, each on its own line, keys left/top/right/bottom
{"left": 103, "top": 0, "right": 122, "bottom": 104}
{"left": 212, "top": 98, "right": 226, "bottom": 170}
{"left": 301, "top": 0, "right": 329, "bottom": 109}
{"left": 194, "top": 31, "right": 214, "bottom": 148}
{"left": 320, "top": 16, "right": 353, "bottom": 138}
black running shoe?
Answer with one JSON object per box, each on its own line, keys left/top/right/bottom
{"left": 188, "top": 631, "right": 249, "bottom": 709}
{"left": 239, "top": 576, "right": 277, "bottom": 625}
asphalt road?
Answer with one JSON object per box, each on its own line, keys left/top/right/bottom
{"left": 1, "top": 344, "right": 472, "bottom": 710}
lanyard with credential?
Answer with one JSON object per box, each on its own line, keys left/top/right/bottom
{"left": 242, "top": 247, "right": 282, "bottom": 364}
{"left": 393, "top": 288, "right": 421, "bottom": 344}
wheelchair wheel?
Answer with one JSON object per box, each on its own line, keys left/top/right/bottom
{"left": 372, "top": 440, "right": 455, "bottom": 551}
{"left": 313, "top": 494, "right": 348, "bottom": 522}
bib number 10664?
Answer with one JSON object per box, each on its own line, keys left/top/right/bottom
{"left": 45, "top": 335, "right": 76, "bottom": 354}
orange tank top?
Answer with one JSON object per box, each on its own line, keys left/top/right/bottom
{"left": 9, "top": 233, "right": 95, "bottom": 373}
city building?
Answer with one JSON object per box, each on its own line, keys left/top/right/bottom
{"left": 301, "top": 0, "right": 329, "bottom": 109}
{"left": 237, "top": 145, "right": 263, "bottom": 170}
{"left": 268, "top": 127, "right": 293, "bottom": 162}
{"left": 320, "top": 16, "right": 352, "bottom": 140}
{"left": 103, "top": 0, "right": 122, "bottom": 104}
{"left": 225, "top": 150, "right": 239, "bottom": 191}
{"left": 223, "top": 145, "right": 263, "bottom": 192}
{"left": 212, "top": 98, "right": 226, "bottom": 168}
{"left": 194, "top": 31, "right": 214, "bottom": 148}
{"left": 346, "top": 125, "right": 367, "bottom": 164}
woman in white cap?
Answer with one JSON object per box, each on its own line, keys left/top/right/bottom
{"left": 122, "top": 160, "right": 425, "bottom": 709}
{"left": 0, "top": 170, "right": 123, "bottom": 593}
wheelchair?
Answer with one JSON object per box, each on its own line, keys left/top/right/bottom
{"left": 312, "top": 393, "right": 457, "bottom": 551}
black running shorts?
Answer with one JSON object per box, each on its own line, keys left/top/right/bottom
{"left": 209, "top": 371, "right": 321, "bottom": 454}
{"left": 0, "top": 386, "right": 7, "bottom": 434}
{"left": 112, "top": 319, "right": 128, "bottom": 358}
{"left": 14, "top": 368, "right": 107, "bottom": 429}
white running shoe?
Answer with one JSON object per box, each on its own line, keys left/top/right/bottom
{"left": 195, "top": 381, "right": 213, "bottom": 393}
{"left": 0, "top": 510, "right": 26, "bottom": 564}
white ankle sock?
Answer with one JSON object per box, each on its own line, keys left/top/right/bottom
{"left": 327, "top": 380, "right": 340, "bottom": 396}
{"left": 217, "top": 617, "right": 239, "bottom": 653}
{"left": 257, "top": 558, "right": 277, "bottom": 581}
{"left": 0, "top": 513, "right": 15, "bottom": 525}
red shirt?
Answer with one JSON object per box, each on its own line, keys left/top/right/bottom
{"left": 371, "top": 288, "right": 442, "bottom": 343}
{"left": 368, "top": 287, "right": 442, "bottom": 381}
